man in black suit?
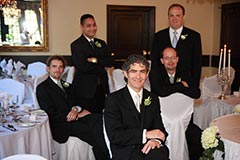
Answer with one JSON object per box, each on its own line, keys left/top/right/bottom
{"left": 36, "top": 55, "right": 110, "bottom": 160}
{"left": 150, "top": 47, "right": 200, "bottom": 99}
{"left": 150, "top": 47, "right": 203, "bottom": 160}
{"left": 151, "top": 3, "right": 202, "bottom": 88}
{"left": 104, "top": 54, "right": 169, "bottom": 160}
{"left": 71, "top": 14, "right": 114, "bottom": 113}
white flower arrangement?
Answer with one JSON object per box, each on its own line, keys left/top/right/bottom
{"left": 180, "top": 34, "right": 188, "bottom": 40}
{"left": 234, "top": 104, "right": 240, "bottom": 114}
{"left": 144, "top": 96, "right": 152, "bottom": 106}
{"left": 200, "top": 126, "right": 224, "bottom": 160}
{"left": 63, "top": 82, "right": 70, "bottom": 88}
{"left": 95, "top": 41, "right": 102, "bottom": 48}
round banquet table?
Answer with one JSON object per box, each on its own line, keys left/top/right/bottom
{"left": 0, "top": 111, "right": 53, "bottom": 160}
{"left": 210, "top": 114, "right": 240, "bottom": 160}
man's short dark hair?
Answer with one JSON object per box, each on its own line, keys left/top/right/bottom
{"left": 80, "top": 14, "right": 95, "bottom": 25}
{"left": 122, "top": 54, "right": 150, "bottom": 72}
{"left": 46, "top": 55, "right": 67, "bottom": 68}
{"left": 168, "top": 3, "right": 185, "bottom": 15}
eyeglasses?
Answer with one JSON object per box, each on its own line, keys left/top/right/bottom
{"left": 163, "top": 56, "right": 177, "bottom": 61}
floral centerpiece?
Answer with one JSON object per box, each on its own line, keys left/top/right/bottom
{"left": 200, "top": 126, "right": 224, "bottom": 160}
{"left": 234, "top": 104, "right": 240, "bottom": 114}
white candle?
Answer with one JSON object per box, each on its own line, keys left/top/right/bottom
{"left": 218, "top": 49, "right": 223, "bottom": 74}
{"left": 228, "top": 49, "right": 231, "bottom": 77}
{"left": 223, "top": 44, "right": 227, "bottom": 70}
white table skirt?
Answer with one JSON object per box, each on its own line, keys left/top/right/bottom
{"left": 194, "top": 96, "right": 240, "bottom": 130}
{"left": 0, "top": 114, "right": 53, "bottom": 160}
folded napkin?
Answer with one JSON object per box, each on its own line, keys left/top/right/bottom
{"left": 0, "top": 59, "right": 7, "bottom": 72}
{"left": 5, "top": 59, "right": 13, "bottom": 75}
{"left": 14, "top": 61, "right": 26, "bottom": 76}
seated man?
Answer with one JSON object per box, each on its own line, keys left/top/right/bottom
{"left": 36, "top": 55, "right": 110, "bottom": 160}
{"left": 149, "top": 47, "right": 203, "bottom": 160}
{"left": 104, "top": 54, "right": 169, "bottom": 160}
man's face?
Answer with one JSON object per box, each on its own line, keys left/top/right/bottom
{"left": 123, "top": 63, "right": 148, "bottom": 92}
{"left": 168, "top": 6, "right": 184, "bottom": 30}
{"left": 81, "top": 18, "right": 97, "bottom": 39}
{"left": 161, "top": 48, "right": 179, "bottom": 73}
{"left": 47, "top": 59, "right": 64, "bottom": 80}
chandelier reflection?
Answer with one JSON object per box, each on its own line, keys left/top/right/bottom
{"left": 0, "top": 0, "right": 21, "bottom": 18}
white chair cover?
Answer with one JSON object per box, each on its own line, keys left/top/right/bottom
{"left": 52, "top": 137, "right": 95, "bottom": 160}
{"left": 32, "top": 73, "right": 48, "bottom": 108}
{"left": 0, "top": 78, "right": 25, "bottom": 105}
{"left": 61, "top": 66, "right": 75, "bottom": 84}
{"left": 107, "top": 69, "right": 116, "bottom": 93}
{"left": 159, "top": 93, "right": 194, "bottom": 160}
{"left": 2, "top": 154, "right": 47, "bottom": 160}
{"left": 27, "top": 62, "right": 47, "bottom": 77}
{"left": 112, "top": 69, "right": 126, "bottom": 91}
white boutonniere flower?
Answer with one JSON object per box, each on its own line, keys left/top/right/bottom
{"left": 200, "top": 126, "right": 224, "bottom": 160}
{"left": 144, "top": 96, "right": 152, "bottom": 106}
{"left": 95, "top": 41, "right": 102, "bottom": 48}
{"left": 176, "top": 77, "right": 181, "bottom": 82}
{"left": 234, "top": 104, "right": 240, "bottom": 114}
{"left": 181, "top": 34, "right": 188, "bottom": 40}
{"left": 63, "top": 82, "right": 70, "bottom": 88}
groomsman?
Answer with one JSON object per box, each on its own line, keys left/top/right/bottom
{"left": 36, "top": 55, "right": 110, "bottom": 160}
{"left": 104, "top": 54, "right": 169, "bottom": 160}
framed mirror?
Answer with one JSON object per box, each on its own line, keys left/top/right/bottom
{"left": 0, "top": 0, "right": 48, "bottom": 52}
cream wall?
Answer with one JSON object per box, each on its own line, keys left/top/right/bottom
{"left": 1, "top": 0, "right": 237, "bottom": 57}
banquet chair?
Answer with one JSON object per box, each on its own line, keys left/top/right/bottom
{"left": 32, "top": 73, "right": 48, "bottom": 108}
{"left": 52, "top": 137, "right": 95, "bottom": 160}
{"left": 0, "top": 78, "right": 25, "bottom": 105}
{"left": 111, "top": 69, "right": 126, "bottom": 91}
{"left": 61, "top": 66, "right": 75, "bottom": 84}
{"left": 2, "top": 154, "right": 47, "bottom": 160}
{"left": 27, "top": 62, "right": 47, "bottom": 78}
{"left": 159, "top": 93, "right": 194, "bottom": 160}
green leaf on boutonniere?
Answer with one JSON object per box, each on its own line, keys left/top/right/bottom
{"left": 180, "top": 34, "right": 188, "bottom": 40}
{"left": 95, "top": 41, "right": 102, "bottom": 48}
{"left": 144, "top": 96, "right": 152, "bottom": 106}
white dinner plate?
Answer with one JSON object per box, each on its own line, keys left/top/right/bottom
{"left": 30, "top": 109, "right": 45, "bottom": 115}
{"left": 16, "top": 122, "right": 36, "bottom": 127}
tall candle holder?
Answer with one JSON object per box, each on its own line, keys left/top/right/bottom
{"left": 217, "top": 68, "right": 230, "bottom": 99}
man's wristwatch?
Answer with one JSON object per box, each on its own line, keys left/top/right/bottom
{"left": 71, "top": 106, "right": 83, "bottom": 113}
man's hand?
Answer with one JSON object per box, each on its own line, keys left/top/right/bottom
{"left": 66, "top": 109, "right": 78, "bottom": 122}
{"left": 141, "top": 139, "right": 161, "bottom": 154}
{"left": 87, "top": 57, "right": 97, "bottom": 63}
{"left": 146, "top": 129, "right": 165, "bottom": 141}
{"left": 77, "top": 109, "right": 91, "bottom": 118}
{"left": 181, "top": 80, "right": 189, "bottom": 87}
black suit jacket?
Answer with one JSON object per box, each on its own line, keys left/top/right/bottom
{"left": 71, "top": 35, "right": 114, "bottom": 112}
{"left": 151, "top": 27, "right": 202, "bottom": 87}
{"left": 104, "top": 86, "right": 167, "bottom": 160}
{"left": 149, "top": 65, "right": 200, "bottom": 99}
{"left": 36, "top": 77, "right": 76, "bottom": 143}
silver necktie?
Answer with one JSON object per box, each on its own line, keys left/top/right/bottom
{"left": 172, "top": 31, "right": 178, "bottom": 48}
{"left": 135, "top": 93, "right": 141, "bottom": 112}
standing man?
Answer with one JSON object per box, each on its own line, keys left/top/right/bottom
{"left": 71, "top": 14, "right": 114, "bottom": 113}
{"left": 150, "top": 47, "right": 200, "bottom": 99}
{"left": 151, "top": 3, "right": 202, "bottom": 88}
{"left": 104, "top": 54, "right": 169, "bottom": 160}
{"left": 37, "top": 55, "right": 110, "bottom": 160}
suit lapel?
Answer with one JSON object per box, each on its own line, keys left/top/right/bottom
{"left": 47, "top": 78, "right": 66, "bottom": 97}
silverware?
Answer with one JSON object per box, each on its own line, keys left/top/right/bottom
{"left": 2, "top": 124, "right": 17, "bottom": 132}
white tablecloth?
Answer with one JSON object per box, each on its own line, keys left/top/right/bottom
{"left": 211, "top": 114, "right": 240, "bottom": 160}
{"left": 0, "top": 112, "right": 53, "bottom": 159}
{"left": 194, "top": 96, "right": 240, "bottom": 130}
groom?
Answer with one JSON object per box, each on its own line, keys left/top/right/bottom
{"left": 104, "top": 54, "right": 169, "bottom": 160}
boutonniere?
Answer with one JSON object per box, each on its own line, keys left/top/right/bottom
{"left": 176, "top": 77, "right": 181, "bottom": 82}
{"left": 234, "top": 104, "right": 240, "bottom": 114}
{"left": 144, "top": 96, "right": 152, "bottom": 106}
{"left": 95, "top": 41, "right": 102, "bottom": 48}
{"left": 180, "top": 34, "right": 188, "bottom": 40}
{"left": 62, "top": 82, "right": 70, "bottom": 88}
